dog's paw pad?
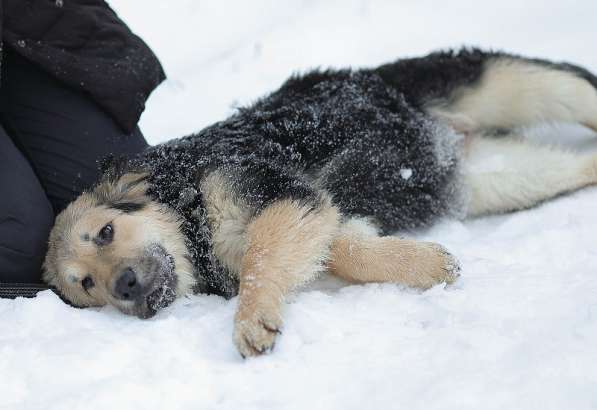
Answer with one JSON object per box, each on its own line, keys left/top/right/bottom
{"left": 233, "top": 309, "right": 282, "bottom": 358}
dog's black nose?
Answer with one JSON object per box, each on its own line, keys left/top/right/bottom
{"left": 113, "top": 268, "right": 142, "bottom": 300}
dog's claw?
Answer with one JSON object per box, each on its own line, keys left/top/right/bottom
{"left": 234, "top": 308, "right": 282, "bottom": 358}
{"left": 415, "top": 243, "right": 461, "bottom": 289}
{"left": 260, "top": 319, "right": 282, "bottom": 334}
{"left": 438, "top": 246, "right": 461, "bottom": 283}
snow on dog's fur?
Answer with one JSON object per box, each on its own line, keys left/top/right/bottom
{"left": 43, "top": 48, "right": 597, "bottom": 358}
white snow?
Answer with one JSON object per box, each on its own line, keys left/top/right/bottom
{"left": 2, "top": 1, "right": 597, "bottom": 409}
{"left": 399, "top": 168, "right": 413, "bottom": 180}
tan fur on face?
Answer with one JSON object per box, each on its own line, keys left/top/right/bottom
{"left": 325, "top": 217, "right": 459, "bottom": 289}
{"left": 233, "top": 197, "right": 340, "bottom": 357}
{"left": 43, "top": 174, "right": 194, "bottom": 309}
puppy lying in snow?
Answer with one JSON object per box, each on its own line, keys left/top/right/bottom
{"left": 43, "top": 48, "right": 597, "bottom": 357}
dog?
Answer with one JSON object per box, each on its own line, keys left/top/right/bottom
{"left": 43, "top": 48, "right": 597, "bottom": 358}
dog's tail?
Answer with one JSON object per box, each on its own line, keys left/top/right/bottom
{"left": 373, "top": 48, "right": 597, "bottom": 133}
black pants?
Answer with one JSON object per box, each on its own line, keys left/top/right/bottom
{"left": 0, "top": 49, "right": 149, "bottom": 283}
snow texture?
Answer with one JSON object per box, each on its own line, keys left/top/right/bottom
{"left": 400, "top": 168, "right": 413, "bottom": 180}
{"left": 2, "top": 1, "right": 597, "bottom": 409}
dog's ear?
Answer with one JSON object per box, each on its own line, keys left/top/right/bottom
{"left": 99, "top": 154, "right": 130, "bottom": 182}
{"left": 114, "top": 172, "right": 149, "bottom": 196}
{"left": 93, "top": 171, "right": 150, "bottom": 212}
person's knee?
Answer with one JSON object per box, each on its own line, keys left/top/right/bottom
{"left": 3, "top": 203, "right": 54, "bottom": 255}
{"left": 0, "top": 193, "right": 54, "bottom": 281}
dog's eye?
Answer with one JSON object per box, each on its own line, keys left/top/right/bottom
{"left": 82, "top": 276, "right": 95, "bottom": 291}
{"left": 96, "top": 223, "right": 114, "bottom": 245}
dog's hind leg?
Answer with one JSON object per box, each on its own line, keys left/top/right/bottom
{"left": 429, "top": 56, "right": 597, "bottom": 133}
{"left": 465, "top": 135, "right": 597, "bottom": 216}
{"left": 326, "top": 218, "right": 460, "bottom": 289}
{"left": 375, "top": 49, "right": 597, "bottom": 133}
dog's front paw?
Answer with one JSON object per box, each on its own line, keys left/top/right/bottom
{"left": 433, "top": 244, "right": 461, "bottom": 284}
{"left": 233, "top": 304, "right": 282, "bottom": 358}
{"left": 416, "top": 242, "right": 461, "bottom": 289}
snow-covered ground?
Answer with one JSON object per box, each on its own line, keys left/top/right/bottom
{"left": 2, "top": 1, "right": 597, "bottom": 409}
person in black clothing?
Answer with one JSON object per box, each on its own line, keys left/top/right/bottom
{"left": 0, "top": 0, "right": 164, "bottom": 290}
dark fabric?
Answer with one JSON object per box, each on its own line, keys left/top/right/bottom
{"left": 0, "top": 283, "right": 51, "bottom": 299}
{"left": 0, "top": 48, "right": 149, "bottom": 285}
{"left": 0, "top": 124, "right": 54, "bottom": 283}
{"left": 1, "top": 0, "right": 166, "bottom": 133}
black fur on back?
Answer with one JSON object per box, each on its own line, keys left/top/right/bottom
{"left": 372, "top": 48, "right": 492, "bottom": 107}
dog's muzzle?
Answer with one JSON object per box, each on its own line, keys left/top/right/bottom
{"left": 111, "top": 244, "right": 178, "bottom": 318}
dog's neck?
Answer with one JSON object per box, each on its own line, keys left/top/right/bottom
{"left": 100, "top": 140, "right": 241, "bottom": 299}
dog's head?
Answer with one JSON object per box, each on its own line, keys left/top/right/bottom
{"left": 43, "top": 173, "right": 195, "bottom": 318}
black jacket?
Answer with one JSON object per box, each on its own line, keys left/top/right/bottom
{"left": 1, "top": 0, "right": 165, "bottom": 133}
